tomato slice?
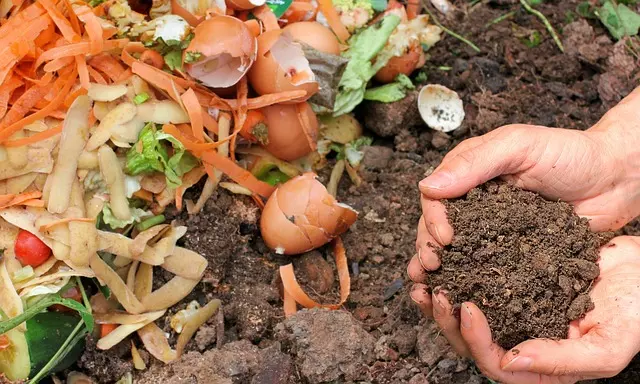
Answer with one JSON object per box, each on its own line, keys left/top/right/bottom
{"left": 100, "top": 324, "right": 118, "bottom": 338}
{"left": 14, "top": 230, "right": 51, "bottom": 268}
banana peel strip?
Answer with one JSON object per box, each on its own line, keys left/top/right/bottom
{"left": 96, "top": 309, "right": 165, "bottom": 350}
{"left": 137, "top": 322, "right": 177, "bottom": 363}
{"left": 280, "top": 237, "right": 350, "bottom": 317}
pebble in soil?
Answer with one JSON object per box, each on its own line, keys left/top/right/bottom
{"left": 428, "top": 181, "right": 613, "bottom": 349}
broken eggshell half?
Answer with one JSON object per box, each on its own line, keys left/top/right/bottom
{"left": 417, "top": 84, "right": 465, "bottom": 132}
{"left": 184, "top": 16, "right": 257, "bottom": 89}
{"left": 248, "top": 30, "right": 319, "bottom": 103}
{"left": 260, "top": 173, "right": 357, "bottom": 255}
{"left": 225, "top": 0, "right": 266, "bottom": 10}
{"left": 261, "top": 102, "right": 319, "bottom": 161}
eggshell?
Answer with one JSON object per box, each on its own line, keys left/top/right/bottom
{"left": 184, "top": 16, "right": 257, "bottom": 88}
{"left": 283, "top": 22, "right": 340, "bottom": 55}
{"left": 248, "top": 30, "right": 319, "bottom": 102}
{"left": 262, "top": 102, "right": 318, "bottom": 161}
{"left": 417, "top": 84, "right": 465, "bottom": 132}
{"left": 260, "top": 173, "right": 357, "bottom": 255}
{"left": 226, "top": 0, "right": 265, "bottom": 10}
{"left": 374, "top": 44, "right": 424, "bottom": 84}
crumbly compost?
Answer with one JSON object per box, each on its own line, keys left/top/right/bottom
{"left": 429, "top": 182, "right": 613, "bottom": 349}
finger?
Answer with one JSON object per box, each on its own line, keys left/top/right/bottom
{"left": 432, "top": 291, "right": 470, "bottom": 357}
{"left": 460, "top": 302, "right": 549, "bottom": 384}
{"left": 407, "top": 253, "right": 428, "bottom": 283}
{"left": 416, "top": 216, "right": 441, "bottom": 270}
{"left": 435, "top": 135, "right": 488, "bottom": 173}
{"left": 410, "top": 283, "right": 433, "bottom": 318}
{"left": 421, "top": 195, "right": 453, "bottom": 246}
{"left": 500, "top": 331, "right": 631, "bottom": 378}
{"left": 419, "top": 125, "right": 533, "bottom": 199}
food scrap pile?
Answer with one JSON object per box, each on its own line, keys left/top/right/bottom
{"left": 0, "top": 0, "right": 442, "bottom": 381}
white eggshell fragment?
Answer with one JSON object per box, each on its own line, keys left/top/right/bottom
{"left": 417, "top": 84, "right": 465, "bottom": 133}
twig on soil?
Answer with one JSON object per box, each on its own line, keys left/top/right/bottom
{"left": 519, "top": 0, "right": 564, "bottom": 53}
{"left": 420, "top": 0, "right": 481, "bottom": 53}
{"left": 485, "top": 11, "right": 515, "bottom": 28}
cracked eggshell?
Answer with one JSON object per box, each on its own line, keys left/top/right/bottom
{"left": 248, "top": 30, "right": 319, "bottom": 103}
{"left": 184, "top": 16, "right": 257, "bottom": 88}
{"left": 260, "top": 173, "right": 357, "bottom": 255}
{"left": 417, "top": 84, "right": 465, "bottom": 132}
{"left": 262, "top": 102, "right": 318, "bottom": 161}
{"left": 282, "top": 22, "right": 340, "bottom": 55}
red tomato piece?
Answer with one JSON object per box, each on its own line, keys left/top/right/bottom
{"left": 14, "top": 229, "right": 51, "bottom": 267}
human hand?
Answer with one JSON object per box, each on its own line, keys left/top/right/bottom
{"left": 410, "top": 236, "right": 640, "bottom": 383}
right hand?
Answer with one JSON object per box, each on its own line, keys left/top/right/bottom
{"left": 406, "top": 86, "right": 640, "bottom": 358}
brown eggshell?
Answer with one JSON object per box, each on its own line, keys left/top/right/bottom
{"left": 248, "top": 30, "right": 319, "bottom": 102}
{"left": 226, "top": 0, "right": 265, "bottom": 10}
{"left": 184, "top": 16, "right": 257, "bottom": 88}
{"left": 283, "top": 22, "right": 340, "bottom": 55}
{"left": 260, "top": 173, "right": 358, "bottom": 255}
{"left": 261, "top": 102, "right": 318, "bottom": 161}
{"left": 374, "top": 45, "right": 425, "bottom": 84}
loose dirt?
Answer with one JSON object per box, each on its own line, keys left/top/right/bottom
{"left": 429, "top": 182, "right": 613, "bottom": 349}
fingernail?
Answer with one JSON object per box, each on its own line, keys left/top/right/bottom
{"left": 417, "top": 250, "right": 428, "bottom": 270}
{"left": 461, "top": 304, "right": 472, "bottom": 329}
{"left": 410, "top": 286, "right": 422, "bottom": 304}
{"left": 502, "top": 356, "right": 533, "bottom": 372}
{"left": 420, "top": 172, "right": 453, "bottom": 190}
{"left": 432, "top": 293, "right": 445, "bottom": 315}
{"left": 431, "top": 223, "right": 445, "bottom": 245}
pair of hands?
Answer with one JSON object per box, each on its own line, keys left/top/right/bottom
{"left": 408, "top": 87, "right": 640, "bottom": 383}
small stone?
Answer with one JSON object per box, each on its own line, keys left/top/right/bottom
{"left": 392, "top": 368, "right": 411, "bottom": 380}
{"left": 408, "top": 373, "right": 429, "bottom": 384}
{"left": 371, "top": 255, "right": 385, "bottom": 264}
{"left": 380, "top": 233, "right": 394, "bottom": 247}
{"left": 361, "top": 146, "right": 394, "bottom": 171}
{"left": 391, "top": 324, "right": 417, "bottom": 356}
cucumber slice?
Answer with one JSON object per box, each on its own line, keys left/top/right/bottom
{"left": 25, "top": 312, "right": 86, "bottom": 376}
{"left": 0, "top": 328, "right": 31, "bottom": 381}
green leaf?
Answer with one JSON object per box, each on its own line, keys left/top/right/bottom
{"left": 334, "top": 15, "right": 402, "bottom": 116}
{"left": 101, "top": 204, "right": 151, "bottom": 230}
{"left": 345, "top": 137, "right": 373, "bottom": 167}
{"left": 259, "top": 170, "right": 291, "bottom": 186}
{"left": 521, "top": 30, "right": 542, "bottom": 47}
{"left": 184, "top": 51, "right": 202, "bottom": 64}
{"left": 133, "top": 92, "right": 150, "bottom": 105}
{"left": 597, "top": 1, "right": 640, "bottom": 40}
{"left": 164, "top": 50, "right": 183, "bottom": 71}
{"left": 363, "top": 74, "right": 414, "bottom": 103}
{"left": 414, "top": 71, "right": 428, "bottom": 83}
{"left": 92, "top": 277, "right": 111, "bottom": 299}
{"left": 0, "top": 294, "right": 94, "bottom": 335}
{"left": 370, "top": 0, "right": 387, "bottom": 12}
{"left": 576, "top": 2, "right": 597, "bottom": 19}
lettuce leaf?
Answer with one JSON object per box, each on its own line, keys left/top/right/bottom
{"left": 126, "top": 123, "right": 199, "bottom": 188}
{"left": 333, "top": 15, "right": 401, "bottom": 116}
{"left": 364, "top": 74, "right": 415, "bottom": 102}
{"left": 102, "top": 204, "right": 151, "bottom": 230}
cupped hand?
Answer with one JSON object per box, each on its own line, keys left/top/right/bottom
{"left": 410, "top": 236, "right": 640, "bottom": 383}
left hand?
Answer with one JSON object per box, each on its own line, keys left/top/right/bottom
{"left": 410, "top": 236, "right": 640, "bottom": 383}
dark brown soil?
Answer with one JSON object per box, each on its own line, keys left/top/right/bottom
{"left": 75, "top": 0, "right": 640, "bottom": 382}
{"left": 429, "top": 182, "right": 612, "bottom": 349}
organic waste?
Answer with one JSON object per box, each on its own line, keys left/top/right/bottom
{"left": 0, "top": 0, "right": 445, "bottom": 381}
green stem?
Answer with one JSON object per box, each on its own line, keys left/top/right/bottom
{"left": 76, "top": 277, "right": 92, "bottom": 313}
{"left": 420, "top": 1, "right": 481, "bottom": 53}
{"left": 519, "top": 0, "right": 564, "bottom": 52}
{"left": 0, "top": 294, "right": 94, "bottom": 334}
{"left": 28, "top": 321, "right": 87, "bottom": 384}
{"left": 485, "top": 11, "right": 515, "bottom": 28}
{"left": 136, "top": 214, "right": 166, "bottom": 232}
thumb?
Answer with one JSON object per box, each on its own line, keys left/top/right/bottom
{"left": 419, "top": 126, "right": 532, "bottom": 199}
{"left": 500, "top": 332, "right": 629, "bottom": 378}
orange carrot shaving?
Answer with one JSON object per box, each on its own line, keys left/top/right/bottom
{"left": 37, "top": 0, "right": 79, "bottom": 43}
{"left": 181, "top": 88, "right": 204, "bottom": 142}
{"left": 230, "top": 77, "right": 248, "bottom": 161}
{"left": 35, "top": 39, "right": 128, "bottom": 69}
{"left": 132, "top": 61, "right": 185, "bottom": 102}
{"left": 0, "top": 84, "right": 49, "bottom": 127}
{"left": 133, "top": 189, "right": 154, "bottom": 202}
{"left": 43, "top": 56, "right": 75, "bottom": 72}
{"left": 88, "top": 66, "right": 107, "bottom": 84}
{"left": 89, "top": 53, "right": 125, "bottom": 81}
{"left": 100, "top": 324, "right": 118, "bottom": 338}
{"left": 0, "top": 76, "right": 23, "bottom": 120}
{"left": 316, "top": 0, "right": 350, "bottom": 43}
{"left": 0, "top": 14, "right": 50, "bottom": 83}
{"left": 3, "top": 123, "right": 61, "bottom": 147}
{"left": 62, "top": 0, "right": 81, "bottom": 34}
{"left": 280, "top": 236, "right": 350, "bottom": 314}
{"left": 20, "top": 199, "right": 45, "bottom": 207}
{"left": 0, "top": 68, "right": 76, "bottom": 142}
{"left": 283, "top": 287, "right": 297, "bottom": 317}
{"left": 34, "top": 20, "right": 57, "bottom": 47}
{"left": 201, "top": 150, "right": 275, "bottom": 198}
{"left": 212, "top": 91, "right": 307, "bottom": 110}
{"left": 0, "top": 2, "right": 44, "bottom": 37}
{"left": 75, "top": 5, "right": 103, "bottom": 54}
{"left": 162, "top": 124, "right": 230, "bottom": 153}
{"left": 121, "top": 42, "right": 145, "bottom": 67}
{"left": 39, "top": 217, "right": 95, "bottom": 231}
{"left": 64, "top": 87, "right": 88, "bottom": 108}
{"left": 76, "top": 55, "right": 90, "bottom": 89}
{"left": 406, "top": 0, "right": 419, "bottom": 19}
{"left": 0, "top": 191, "right": 43, "bottom": 209}
{"left": 139, "top": 49, "right": 164, "bottom": 69}
{"left": 252, "top": 5, "right": 280, "bottom": 31}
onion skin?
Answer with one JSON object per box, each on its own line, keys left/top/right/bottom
{"left": 260, "top": 173, "right": 357, "bottom": 255}
{"left": 283, "top": 22, "right": 340, "bottom": 55}
{"left": 374, "top": 44, "right": 425, "bottom": 84}
{"left": 261, "top": 102, "right": 318, "bottom": 161}
{"left": 248, "top": 30, "right": 319, "bottom": 102}
{"left": 184, "top": 16, "right": 257, "bottom": 88}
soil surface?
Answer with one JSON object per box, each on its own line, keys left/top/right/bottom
{"left": 429, "top": 182, "right": 612, "bottom": 349}
{"left": 75, "top": 0, "right": 640, "bottom": 383}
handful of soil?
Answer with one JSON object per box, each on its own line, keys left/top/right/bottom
{"left": 429, "top": 182, "right": 613, "bottom": 349}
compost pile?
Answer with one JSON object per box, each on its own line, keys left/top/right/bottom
{"left": 429, "top": 182, "right": 613, "bottom": 349}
